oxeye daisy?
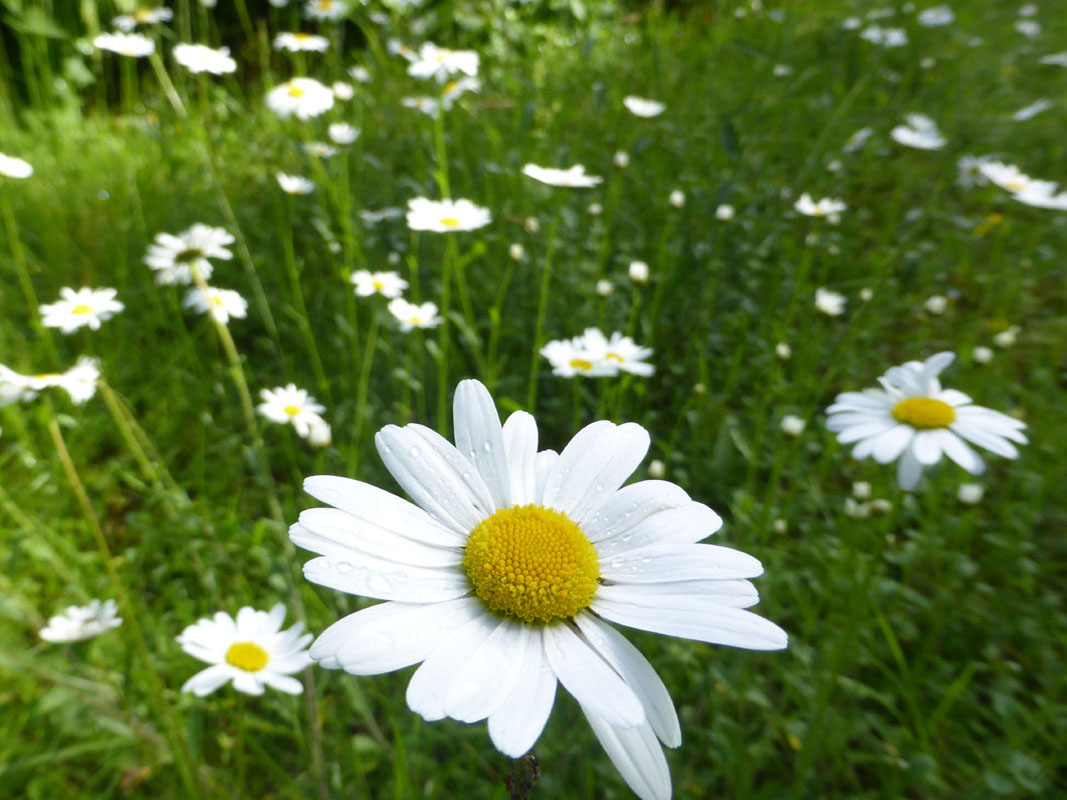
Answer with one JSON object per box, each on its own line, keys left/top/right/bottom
{"left": 540, "top": 337, "right": 618, "bottom": 378}
{"left": 274, "top": 32, "right": 330, "bottom": 52}
{"left": 579, "top": 328, "right": 655, "bottom": 376}
{"left": 24, "top": 356, "right": 101, "bottom": 405}
{"left": 177, "top": 604, "right": 312, "bottom": 696}
{"left": 276, "top": 172, "right": 316, "bottom": 194}
{"left": 40, "top": 599, "right": 122, "bottom": 643}
{"left": 623, "top": 96, "right": 666, "bottom": 117}
{"left": 387, "top": 298, "right": 443, "bottom": 331}
{"left": 794, "top": 193, "right": 846, "bottom": 219}
{"left": 93, "top": 32, "right": 155, "bottom": 58}
{"left": 890, "top": 113, "right": 947, "bottom": 150}
{"left": 328, "top": 122, "right": 360, "bottom": 144}
{"left": 144, "top": 223, "right": 234, "bottom": 285}
{"left": 406, "top": 197, "right": 491, "bottom": 233}
{"left": 351, "top": 270, "right": 408, "bottom": 298}
{"left": 172, "top": 43, "right": 237, "bottom": 75}
{"left": 407, "top": 42, "right": 479, "bottom": 82}
{"left": 182, "top": 286, "right": 247, "bottom": 324}
{"left": 39, "top": 287, "right": 124, "bottom": 333}
{"left": 522, "top": 163, "right": 603, "bottom": 188}
{"left": 0, "top": 153, "right": 33, "bottom": 178}
{"left": 258, "top": 384, "right": 327, "bottom": 440}
{"left": 290, "top": 379, "right": 786, "bottom": 800}
{"left": 401, "top": 96, "right": 441, "bottom": 117}
{"left": 825, "top": 352, "right": 1028, "bottom": 490}
{"left": 112, "top": 7, "right": 173, "bottom": 31}
{"left": 305, "top": 0, "right": 349, "bottom": 21}
{"left": 265, "top": 78, "right": 334, "bottom": 120}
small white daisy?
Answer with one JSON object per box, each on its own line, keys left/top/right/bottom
{"left": 1011, "top": 99, "right": 1052, "bottom": 121}
{"left": 406, "top": 197, "right": 491, "bottom": 233}
{"left": 540, "top": 338, "right": 617, "bottom": 378}
{"left": 825, "top": 352, "right": 1028, "bottom": 490}
{"left": 177, "top": 604, "right": 312, "bottom": 696}
{"left": 25, "top": 356, "right": 101, "bottom": 405}
{"left": 0, "top": 152, "right": 33, "bottom": 178}
{"left": 305, "top": 0, "right": 349, "bottom": 20}
{"left": 956, "top": 154, "right": 993, "bottom": 188}
{"left": 815, "top": 287, "right": 847, "bottom": 316}
{"left": 265, "top": 78, "right": 334, "bottom": 120}
{"left": 274, "top": 32, "right": 330, "bottom": 52}
{"left": 258, "top": 384, "right": 327, "bottom": 439}
{"left": 716, "top": 204, "right": 736, "bottom": 221}
{"left": 332, "top": 81, "right": 355, "bottom": 100}
{"left": 978, "top": 161, "right": 1036, "bottom": 194}
{"left": 387, "top": 298, "right": 443, "bottom": 331}
{"left": 623, "top": 96, "right": 666, "bottom": 117}
{"left": 859, "top": 25, "right": 908, "bottom": 46}
{"left": 93, "top": 32, "right": 155, "bottom": 57}
{"left": 304, "top": 141, "right": 339, "bottom": 158}
{"left": 580, "top": 328, "right": 655, "bottom": 377}
{"left": 289, "top": 379, "right": 785, "bottom": 800}
{"left": 348, "top": 65, "right": 372, "bottom": 83}
{"left": 351, "top": 270, "right": 408, "bottom": 299}
{"left": 843, "top": 126, "right": 873, "bottom": 152}
{"left": 277, "top": 172, "right": 316, "bottom": 194}
{"left": 407, "top": 42, "right": 479, "bottom": 82}
{"left": 628, "top": 261, "right": 650, "bottom": 283}
{"left": 39, "top": 287, "right": 124, "bottom": 333}
{"left": 440, "top": 76, "right": 480, "bottom": 109}
{"left": 917, "top": 5, "right": 954, "bottom": 26}
{"left": 41, "top": 599, "right": 122, "bottom": 643}
{"left": 780, "top": 415, "right": 806, "bottom": 436}
{"left": 173, "top": 43, "right": 237, "bottom": 75}
{"left": 1039, "top": 51, "right": 1067, "bottom": 67}
{"left": 890, "top": 113, "right": 946, "bottom": 150}
{"left": 668, "top": 189, "right": 686, "bottom": 208}
{"left": 359, "top": 207, "right": 405, "bottom": 226}
{"left": 1014, "top": 19, "right": 1040, "bottom": 37}
{"left": 112, "top": 7, "right": 173, "bottom": 31}
{"left": 144, "top": 223, "right": 234, "bottom": 285}
{"left": 328, "top": 123, "right": 360, "bottom": 145}
{"left": 521, "top": 163, "right": 603, "bottom": 188}
{"left": 182, "top": 286, "right": 247, "bottom": 324}
{"left": 402, "top": 96, "right": 441, "bottom": 117}
{"left": 795, "top": 193, "right": 846, "bottom": 219}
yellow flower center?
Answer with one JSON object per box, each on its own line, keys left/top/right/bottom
{"left": 463, "top": 505, "right": 600, "bottom": 624}
{"left": 444, "top": 80, "right": 459, "bottom": 94}
{"left": 225, "top": 642, "right": 269, "bottom": 672}
{"left": 1006, "top": 180, "right": 1025, "bottom": 192}
{"left": 175, "top": 247, "right": 204, "bottom": 264}
{"left": 295, "top": 33, "right": 310, "bottom": 41}
{"left": 439, "top": 216, "right": 461, "bottom": 227}
{"left": 605, "top": 352, "right": 624, "bottom": 363}
{"left": 891, "top": 397, "right": 956, "bottom": 429}
{"left": 372, "top": 279, "right": 385, "bottom": 290}
{"left": 283, "top": 404, "right": 301, "bottom": 417}
{"left": 211, "top": 295, "right": 224, "bottom": 306}
{"left": 133, "top": 10, "right": 152, "bottom": 21}
{"left": 288, "top": 84, "right": 305, "bottom": 98}
{"left": 569, "top": 358, "right": 593, "bottom": 371}
{"left": 408, "top": 316, "right": 422, "bottom": 325}
{"left": 34, "top": 373, "right": 60, "bottom": 380}
{"left": 72, "top": 304, "right": 93, "bottom": 315}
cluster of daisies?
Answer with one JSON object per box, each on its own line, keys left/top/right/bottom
{"left": 541, "top": 329, "right": 654, "bottom": 378}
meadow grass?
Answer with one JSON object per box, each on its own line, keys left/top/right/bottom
{"left": 1, "top": 0, "right": 1066, "bottom": 798}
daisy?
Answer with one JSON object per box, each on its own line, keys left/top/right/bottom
{"left": 843, "top": 126, "right": 872, "bottom": 152}
{"left": 890, "top": 114, "right": 946, "bottom": 150}
{"left": 917, "top": 5, "right": 954, "bottom": 26}
{"left": 716, "top": 204, "right": 735, "bottom": 220}
{"left": 1013, "top": 185, "right": 1067, "bottom": 210}
{"left": 956, "top": 154, "right": 993, "bottom": 188}
{"left": 351, "top": 270, "right": 408, "bottom": 298}
{"left": 794, "top": 193, "right": 846, "bottom": 219}
{"left": 182, "top": 286, "right": 247, "bottom": 324}
{"left": 1015, "top": 19, "right": 1040, "bottom": 37}
{"left": 39, "top": 287, "right": 124, "bottom": 333}
{"left": 580, "top": 329, "right": 655, "bottom": 376}
{"left": 441, "top": 76, "right": 480, "bottom": 109}
{"left": 0, "top": 365, "right": 37, "bottom": 406}
{"left": 177, "top": 604, "right": 313, "bottom": 696}
{"left": 25, "top": 356, "right": 101, "bottom": 405}
{"left": 276, "top": 172, "right": 316, "bottom": 194}
{"left": 540, "top": 338, "right": 619, "bottom": 378}
{"left": 825, "top": 352, "right": 1028, "bottom": 490}
{"left": 265, "top": 78, "right": 334, "bottom": 120}
{"left": 815, "top": 287, "right": 846, "bottom": 316}
{"left": 629, "top": 261, "right": 650, "bottom": 283}
{"left": 112, "top": 7, "right": 173, "bottom": 31}
{"left": 93, "top": 32, "right": 155, "bottom": 58}
{"left": 332, "top": 81, "right": 354, "bottom": 100}
{"left": 144, "top": 223, "right": 234, "bottom": 285}
{"left": 402, "top": 96, "right": 441, "bottom": 118}
{"left": 289, "top": 380, "right": 786, "bottom": 800}
{"left": 407, "top": 43, "right": 479, "bottom": 82}
{"left": 304, "top": 141, "right": 338, "bottom": 158}
{"left": 859, "top": 25, "right": 908, "bottom": 46}
{"left": 173, "top": 43, "right": 237, "bottom": 75}
{"left": 522, "top": 163, "right": 603, "bottom": 188}
{"left": 274, "top": 32, "right": 330, "bottom": 52}
{"left": 1011, "top": 99, "right": 1052, "bottom": 121}
{"left": 258, "top": 385, "right": 327, "bottom": 439}
{"left": 387, "top": 298, "right": 443, "bottom": 331}
{"left": 668, "top": 189, "right": 686, "bottom": 208}
{"left": 623, "top": 96, "right": 666, "bottom": 117}
{"left": 0, "top": 152, "right": 33, "bottom": 178}
{"left": 359, "top": 207, "right": 405, "bottom": 226}
{"left": 40, "top": 599, "right": 122, "bottom": 643}
{"left": 1039, "top": 51, "right": 1067, "bottom": 67}
{"left": 305, "top": 0, "right": 349, "bottom": 20}
{"left": 978, "top": 161, "right": 1036, "bottom": 193}
{"left": 406, "top": 197, "right": 491, "bottom": 233}
{"left": 348, "top": 65, "right": 372, "bottom": 83}
{"left": 328, "top": 123, "right": 360, "bottom": 145}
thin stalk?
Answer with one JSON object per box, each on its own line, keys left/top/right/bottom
{"left": 526, "top": 213, "right": 562, "bottom": 411}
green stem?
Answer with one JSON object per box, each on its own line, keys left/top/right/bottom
{"left": 526, "top": 213, "right": 562, "bottom": 411}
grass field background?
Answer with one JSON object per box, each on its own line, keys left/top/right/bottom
{"left": 1, "top": 0, "right": 1066, "bottom": 797}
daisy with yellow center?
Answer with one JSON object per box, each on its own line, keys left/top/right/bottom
{"left": 182, "top": 285, "right": 247, "bottom": 324}
{"left": 351, "top": 270, "right": 408, "bottom": 299}
{"left": 39, "top": 287, "right": 124, "bottom": 334}
{"left": 291, "top": 380, "right": 786, "bottom": 800}
{"left": 177, "top": 604, "right": 312, "bottom": 696}
{"left": 257, "top": 384, "right": 328, "bottom": 441}
{"left": 265, "top": 77, "right": 334, "bottom": 120}
{"left": 274, "top": 32, "right": 330, "bottom": 53}
{"left": 826, "top": 352, "right": 1028, "bottom": 490}
{"left": 406, "top": 197, "right": 491, "bottom": 233}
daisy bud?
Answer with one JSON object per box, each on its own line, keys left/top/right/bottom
{"left": 775, "top": 342, "right": 792, "bottom": 360}
{"left": 852, "top": 481, "right": 872, "bottom": 500}
{"left": 596, "top": 279, "right": 614, "bottom": 296}
{"left": 772, "top": 518, "right": 788, "bottom": 534}
{"left": 870, "top": 499, "right": 893, "bottom": 514}
{"left": 628, "top": 260, "right": 650, "bottom": 284}
{"left": 780, "top": 415, "right": 806, "bottom": 436}
{"left": 844, "top": 498, "right": 871, "bottom": 519}
{"left": 668, "top": 189, "right": 686, "bottom": 208}
{"left": 957, "top": 483, "right": 984, "bottom": 504}
{"left": 648, "top": 459, "right": 666, "bottom": 479}
{"left": 613, "top": 150, "right": 630, "bottom": 168}
{"left": 924, "top": 295, "right": 948, "bottom": 314}
{"left": 972, "top": 346, "right": 994, "bottom": 364}
{"left": 509, "top": 243, "right": 525, "bottom": 261}
{"left": 715, "top": 204, "right": 735, "bottom": 221}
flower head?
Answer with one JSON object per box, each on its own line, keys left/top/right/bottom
{"left": 41, "top": 599, "right": 122, "bottom": 642}
{"left": 39, "top": 287, "right": 124, "bottom": 333}
{"left": 522, "top": 163, "right": 603, "bottom": 189}
{"left": 274, "top": 32, "right": 330, "bottom": 52}
{"left": 183, "top": 286, "right": 247, "bottom": 324}
{"left": 351, "top": 270, "right": 408, "bottom": 299}
{"left": 0, "top": 152, "right": 33, "bottom": 178}
{"left": 623, "top": 96, "right": 666, "bottom": 117}
{"left": 794, "top": 193, "right": 846, "bottom": 218}
{"left": 112, "top": 7, "right": 173, "bottom": 31}
{"left": 387, "top": 298, "right": 442, "bottom": 331}
{"left": 266, "top": 78, "right": 334, "bottom": 120}
{"left": 406, "top": 197, "right": 491, "bottom": 233}
{"left": 290, "top": 379, "right": 785, "bottom": 800}
{"left": 304, "top": 0, "right": 349, "bottom": 20}
{"left": 22, "top": 356, "right": 101, "bottom": 405}
{"left": 890, "top": 113, "right": 947, "bottom": 150}
{"left": 328, "top": 123, "right": 360, "bottom": 144}
{"left": 144, "top": 223, "right": 234, "bottom": 285}
{"left": 177, "top": 604, "right": 312, "bottom": 696}
{"left": 173, "top": 43, "right": 237, "bottom": 75}
{"left": 815, "top": 287, "right": 847, "bottom": 316}
{"left": 276, "top": 172, "right": 316, "bottom": 194}
{"left": 258, "top": 384, "right": 327, "bottom": 440}
{"left": 825, "top": 352, "right": 1028, "bottom": 489}
{"left": 94, "top": 32, "right": 155, "bottom": 57}
{"left": 407, "top": 43, "right": 479, "bottom": 82}
{"left": 917, "top": 5, "right": 954, "bottom": 26}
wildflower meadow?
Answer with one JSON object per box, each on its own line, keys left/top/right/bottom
{"left": 1, "top": 0, "right": 1065, "bottom": 798}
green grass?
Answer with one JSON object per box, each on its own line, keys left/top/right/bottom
{"left": 2, "top": 0, "right": 1066, "bottom": 798}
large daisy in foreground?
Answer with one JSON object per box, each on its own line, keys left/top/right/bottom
{"left": 825, "top": 352, "right": 1027, "bottom": 490}
{"left": 290, "top": 380, "right": 786, "bottom": 800}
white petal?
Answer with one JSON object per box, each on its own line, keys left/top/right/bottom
{"left": 501, "top": 411, "right": 538, "bottom": 505}
{"left": 406, "top": 612, "right": 500, "bottom": 721}
{"left": 533, "top": 449, "right": 558, "bottom": 503}
{"left": 935, "top": 389, "right": 972, "bottom": 406}
{"left": 597, "top": 579, "right": 759, "bottom": 609}
{"left": 937, "top": 430, "right": 985, "bottom": 474}
{"left": 231, "top": 671, "right": 265, "bottom": 695}
{"left": 950, "top": 420, "right": 1019, "bottom": 458}
{"left": 292, "top": 509, "right": 462, "bottom": 567}
{"left": 896, "top": 448, "right": 923, "bottom": 490}
{"left": 444, "top": 619, "right": 531, "bottom": 722}
{"left": 542, "top": 421, "right": 650, "bottom": 519}
{"left": 181, "top": 664, "right": 234, "bottom": 696}
{"left": 575, "top": 613, "right": 680, "bottom": 747}
{"left": 594, "top": 501, "right": 724, "bottom": 557}
{"left": 599, "top": 543, "right": 763, "bottom": 582}
{"left": 825, "top": 411, "right": 890, "bottom": 431}
{"left": 487, "top": 637, "right": 558, "bottom": 757}
{"left": 453, "top": 380, "right": 511, "bottom": 509}
{"left": 578, "top": 480, "right": 692, "bottom": 542}
{"left": 375, "top": 424, "right": 494, "bottom": 532}
{"left": 302, "top": 556, "right": 470, "bottom": 603}
{"left": 871, "top": 425, "right": 915, "bottom": 463}
{"left": 834, "top": 420, "right": 895, "bottom": 443}
{"left": 591, "top": 594, "right": 787, "bottom": 651}
{"left": 583, "top": 712, "right": 672, "bottom": 800}
{"left": 911, "top": 430, "right": 944, "bottom": 465}
{"left": 260, "top": 671, "right": 304, "bottom": 695}
{"left": 311, "top": 597, "right": 482, "bottom": 673}
{"left": 541, "top": 623, "right": 645, "bottom": 729}
{"left": 303, "top": 476, "right": 465, "bottom": 547}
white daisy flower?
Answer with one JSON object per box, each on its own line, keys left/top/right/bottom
{"left": 112, "top": 7, "right": 173, "bottom": 31}
{"left": 825, "top": 352, "right": 1028, "bottom": 490}
{"left": 93, "top": 32, "right": 155, "bottom": 58}
{"left": 328, "top": 123, "right": 360, "bottom": 145}
{"left": 177, "top": 604, "right": 312, "bottom": 696}
{"left": 1011, "top": 98, "right": 1052, "bottom": 121}
{"left": 716, "top": 204, "right": 735, "bottom": 221}
{"left": 1014, "top": 19, "right": 1040, "bottom": 37}
{"left": 407, "top": 43, "right": 479, "bottom": 83}
{"left": 304, "top": 141, "right": 339, "bottom": 158}
{"left": 387, "top": 298, "right": 443, "bottom": 331}
{"left": 173, "top": 43, "right": 237, "bottom": 75}
{"left": 890, "top": 113, "right": 946, "bottom": 150}
{"left": 305, "top": 0, "right": 349, "bottom": 20}
{"left": 978, "top": 161, "right": 1036, "bottom": 193}
{"left": 956, "top": 154, "right": 993, "bottom": 188}
{"left": 843, "top": 126, "right": 873, "bottom": 152}
{"left": 0, "top": 152, "right": 33, "bottom": 178}
{"left": 580, "top": 328, "right": 655, "bottom": 376}
{"left": 540, "top": 338, "right": 618, "bottom": 378}
{"left": 348, "top": 65, "right": 372, "bottom": 83}
{"left": 258, "top": 384, "right": 327, "bottom": 439}
{"left": 668, "top": 189, "right": 686, "bottom": 208}
{"left": 859, "top": 25, "right": 908, "bottom": 46}
{"left": 25, "top": 356, "right": 101, "bottom": 405}
{"left": 274, "top": 32, "right": 330, "bottom": 52}
{"left": 522, "top": 163, "right": 603, "bottom": 188}
{"left": 276, "top": 172, "right": 316, "bottom": 194}
{"left": 917, "top": 5, "right": 954, "bottom": 26}
{"left": 40, "top": 599, "right": 122, "bottom": 643}
{"left": 359, "top": 207, "right": 405, "bottom": 226}
{"left": 402, "top": 96, "right": 441, "bottom": 117}
{"left": 406, "top": 197, "right": 491, "bottom": 233}
{"left": 1012, "top": 184, "right": 1067, "bottom": 210}
{"left": 623, "top": 96, "right": 666, "bottom": 117}
{"left": 957, "top": 483, "right": 984, "bottom": 503}
{"left": 1039, "top": 51, "right": 1067, "bottom": 67}
{"left": 440, "top": 76, "right": 480, "bottom": 109}
{"left": 290, "top": 380, "right": 786, "bottom": 800}
{"left": 815, "top": 287, "right": 847, "bottom": 316}
{"left": 0, "top": 364, "right": 38, "bottom": 406}
{"left": 39, "top": 287, "right": 124, "bottom": 334}
{"left": 628, "top": 261, "right": 650, "bottom": 283}
{"left": 182, "top": 286, "right": 247, "bottom": 324}
{"left": 351, "top": 270, "right": 408, "bottom": 298}
{"left": 794, "top": 193, "right": 846, "bottom": 218}
{"left": 614, "top": 151, "right": 631, "bottom": 168}
{"left": 780, "top": 415, "right": 806, "bottom": 436}
{"left": 265, "top": 78, "right": 334, "bottom": 120}
{"left": 332, "top": 81, "right": 354, "bottom": 100}
{"left": 144, "top": 223, "right": 234, "bottom": 285}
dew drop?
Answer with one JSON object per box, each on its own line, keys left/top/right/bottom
{"left": 367, "top": 574, "right": 393, "bottom": 593}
